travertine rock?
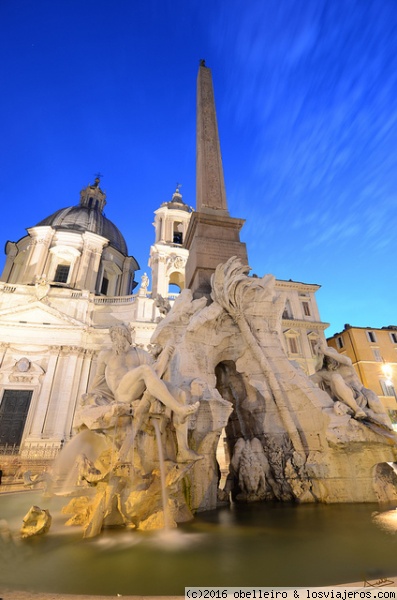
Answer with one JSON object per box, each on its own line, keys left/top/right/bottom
{"left": 152, "top": 257, "right": 397, "bottom": 508}
{"left": 55, "top": 257, "right": 397, "bottom": 538}
{"left": 21, "top": 505, "right": 52, "bottom": 538}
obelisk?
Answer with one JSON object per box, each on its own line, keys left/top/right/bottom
{"left": 184, "top": 60, "right": 248, "bottom": 299}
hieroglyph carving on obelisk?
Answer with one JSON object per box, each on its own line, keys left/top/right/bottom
{"left": 184, "top": 61, "right": 248, "bottom": 299}
{"left": 196, "top": 63, "right": 228, "bottom": 214}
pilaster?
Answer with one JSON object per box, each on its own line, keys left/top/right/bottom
{"left": 29, "top": 346, "right": 60, "bottom": 438}
{"left": 21, "top": 227, "right": 53, "bottom": 283}
{"left": 54, "top": 346, "right": 83, "bottom": 439}
{"left": 1, "top": 243, "right": 18, "bottom": 282}
{"left": 77, "top": 232, "right": 108, "bottom": 292}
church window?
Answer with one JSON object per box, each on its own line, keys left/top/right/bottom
{"left": 101, "top": 276, "right": 109, "bottom": 295}
{"left": 54, "top": 264, "right": 70, "bottom": 283}
{"left": 173, "top": 231, "right": 183, "bottom": 244}
{"left": 173, "top": 222, "right": 183, "bottom": 244}
{"left": 168, "top": 283, "right": 180, "bottom": 296}
{"left": 169, "top": 270, "right": 184, "bottom": 292}
{"left": 288, "top": 336, "right": 299, "bottom": 354}
{"left": 309, "top": 337, "right": 318, "bottom": 356}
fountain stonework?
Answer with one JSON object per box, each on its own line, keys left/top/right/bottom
{"left": 20, "top": 62, "right": 397, "bottom": 539}
{"left": 46, "top": 256, "right": 397, "bottom": 540}
{"left": 151, "top": 257, "right": 397, "bottom": 508}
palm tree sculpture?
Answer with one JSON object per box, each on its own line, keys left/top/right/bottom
{"left": 211, "top": 257, "right": 306, "bottom": 459}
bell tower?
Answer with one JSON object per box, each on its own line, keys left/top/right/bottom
{"left": 149, "top": 187, "right": 192, "bottom": 297}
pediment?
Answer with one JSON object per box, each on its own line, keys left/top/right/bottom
{"left": 284, "top": 328, "right": 300, "bottom": 337}
{"left": 0, "top": 300, "right": 86, "bottom": 327}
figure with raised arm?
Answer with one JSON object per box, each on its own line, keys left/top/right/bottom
{"left": 78, "top": 324, "right": 200, "bottom": 462}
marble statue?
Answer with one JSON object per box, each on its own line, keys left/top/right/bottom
{"left": 78, "top": 323, "right": 199, "bottom": 462}
{"left": 311, "top": 338, "right": 393, "bottom": 430}
{"left": 138, "top": 272, "right": 149, "bottom": 296}
{"left": 55, "top": 323, "right": 202, "bottom": 537}
{"left": 23, "top": 469, "right": 53, "bottom": 495}
{"left": 229, "top": 438, "right": 276, "bottom": 501}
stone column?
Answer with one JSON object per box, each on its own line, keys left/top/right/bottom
{"left": 76, "top": 232, "right": 107, "bottom": 293}
{"left": 75, "top": 241, "right": 92, "bottom": 290}
{"left": 120, "top": 256, "right": 133, "bottom": 295}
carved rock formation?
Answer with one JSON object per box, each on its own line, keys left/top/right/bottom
{"left": 21, "top": 506, "right": 52, "bottom": 538}
{"left": 50, "top": 257, "right": 397, "bottom": 538}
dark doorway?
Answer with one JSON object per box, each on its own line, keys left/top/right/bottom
{"left": 0, "top": 390, "right": 33, "bottom": 446}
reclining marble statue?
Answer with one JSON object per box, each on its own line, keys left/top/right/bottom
{"left": 76, "top": 323, "right": 200, "bottom": 463}
{"left": 311, "top": 338, "right": 393, "bottom": 430}
{"left": 53, "top": 324, "right": 202, "bottom": 537}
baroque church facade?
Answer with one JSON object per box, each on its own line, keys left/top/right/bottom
{"left": 0, "top": 63, "right": 329, "bottom": 470}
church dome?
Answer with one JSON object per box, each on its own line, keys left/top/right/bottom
{"left": 36, "top": 178, "right": 128, "bottom": 255}
{"left": 37, "top": 206, "right": 128, "bottom": 254}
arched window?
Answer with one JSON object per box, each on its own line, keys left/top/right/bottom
{"left": 169, "top": 270, "right": 184, "bottom": 292}
{"left": 173, "top": 222, "right": 183, "bottom": 244}
{"left": 168, "top": 283, "right": 180, "bottom": 295}
{"left": 48, "top": 245, "right": 81, "bottom": 287}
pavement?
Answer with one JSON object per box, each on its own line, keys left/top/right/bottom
{"left": 2, "top": 577, "right": 397, "bottom": 600}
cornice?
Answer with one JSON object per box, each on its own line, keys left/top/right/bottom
{"left": 282, "top": 318, "right": 329, "bottom": 331}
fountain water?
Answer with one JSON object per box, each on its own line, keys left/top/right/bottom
{"left": 1, "top": 491, "right": 397, "bottom": 595}
{"left": 152, "top": 416, "right": 171, "bottom": 530}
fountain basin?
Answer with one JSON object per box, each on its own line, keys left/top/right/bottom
{"left": 1, "top": 491, "right": 397, "bottom": 596}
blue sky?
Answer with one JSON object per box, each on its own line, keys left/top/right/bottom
{"left": 1, "top": 0, "right": 397, "bottom": 337}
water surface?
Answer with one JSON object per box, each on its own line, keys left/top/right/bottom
{"left": 0, "top": 492, "right": 396, "bottom": 596}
